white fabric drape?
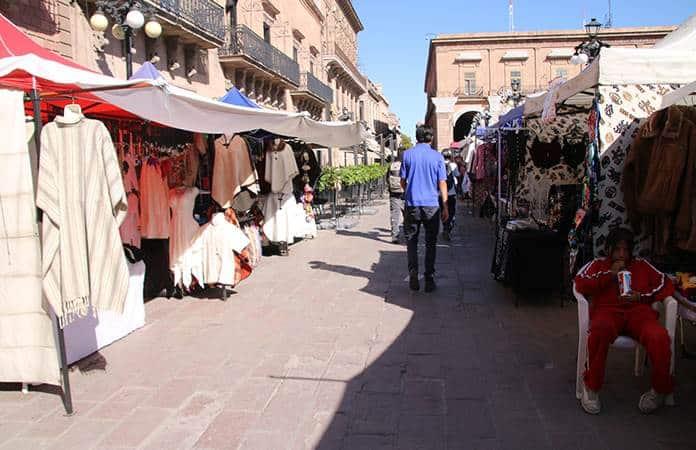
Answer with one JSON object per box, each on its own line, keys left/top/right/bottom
{"left": 0, "top": 89, "right": 60, "bottom": 385}
{"left": 169, "top": 187, "right": 200, "bottom": 288}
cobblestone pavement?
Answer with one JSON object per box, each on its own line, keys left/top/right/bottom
{"left": 2, "top": 200, "right": 696, "bottom": 450}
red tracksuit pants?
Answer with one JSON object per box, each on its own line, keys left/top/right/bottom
{"left": 585, "top": 305, "right": 673, "bottom": 394}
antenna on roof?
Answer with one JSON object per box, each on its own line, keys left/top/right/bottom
{"left": 509, "top": 0, "right": 514, "bottom": 32}
{"left": 604, "top": 0, "right": 613, "bottom": 27}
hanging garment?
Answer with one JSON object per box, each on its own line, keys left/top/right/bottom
{"left": 141, "top": 238, "right": 173, "bottom": 297}
{"left": 140, "top": 158, "right": 170, "bottom": 238}
{"left": 119, "top": 192, "right": 141, "bottom": 247}
{"left": 262, "top": 143, "right": 304, "bottom": 244}
{"left": 185, "top": 212, "right": 251, "bottom": 287}
{"left": 36, "top": 117, "right": 129, "bottom": 326}
{"left": 242, "top": 223, "right": 263, "bottom": 268}
{"left": 561, "top": 136, "right": 587, "bottom": 168}
{"left": 212, "top": 134, "right": 259, "bottom": 208}
{"left": 622, "top": 105, "right": 696, "bottom": 253}
{"left": 169, "top": 187, "right": 200, "bottom": 288}
{"left": 119, "top": 152, "right": 141, "bottom": 247}
{"left": 0, "top": 89, "right": 60, "bottom": 386}
{"left": 529, "top": 137, "right": 562, "bottom": 169}
{"left": 293, "top": 145, "right": 321, "bottom": 193}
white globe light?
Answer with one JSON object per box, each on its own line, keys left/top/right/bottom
{"left": 125, "top": 9, "right": 145, "bottom": 29}
{"left": 570, "top": 54, "right": 580, "bottom": 65}
{"left": 578, "top": 53, "right": 589, "bottom": 64}
{"left": 112, "top": 23, "right": 126, "bottom": 40}
{"left": 144, "top": 20, "right": 162, "bottom": 39}
{"left": 90, "top": 12, "right": 108, "bottom": 32}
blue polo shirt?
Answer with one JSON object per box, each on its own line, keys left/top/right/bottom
{"left": 399, "top": 143, "right": 447, "bottom": 207}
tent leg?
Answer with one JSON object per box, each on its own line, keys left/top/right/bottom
{"left": 30, "top": 87, "right": 74, "bottom": 416}
{"left": 57, "top": 326, "right": 74, "bottom": 416}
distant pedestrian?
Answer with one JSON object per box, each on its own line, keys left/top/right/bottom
{"left": 441, "top": 151, "right": 460, "bottom": 241}
{"left": 387, "top": 152, "right": 405, "bottom": 243}
{"left": 400, "top": 125, "right": 449, "bottom": 292}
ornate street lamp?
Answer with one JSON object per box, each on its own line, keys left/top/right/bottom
{"left": 510, "top": 79, "right": 522, "bottom": 107}
{"left": 571, "top": 17, "right": 610, "bottom": 66}
{"left": 89, "top": 1, "right": 163, "bottom": 78}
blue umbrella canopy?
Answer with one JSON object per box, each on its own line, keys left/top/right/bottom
{"left": 129, "top": 61, "right": 165, "bottom": 81}
{"left": 219, "top": 87, "right": 261, "bottom": 109}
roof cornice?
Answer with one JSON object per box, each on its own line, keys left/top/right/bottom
{"left": 337, "top": 0, "right": 364, "bottom": 32}
{"left": 432, "top": 26, "right": 676, "bottom": 45}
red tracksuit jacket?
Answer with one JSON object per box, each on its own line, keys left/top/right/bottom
{"left": 575, "top": 258, "right": 674, "bottom": 313}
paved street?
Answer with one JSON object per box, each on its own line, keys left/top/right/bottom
{"left": 2, "top": 200, "right": 696, "bottom": 450}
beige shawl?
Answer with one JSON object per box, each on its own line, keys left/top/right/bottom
{"left": 36, "top": 118, "right": 129, "bottom": 327}
{"left": 0, "top": 89, "right": 60, "bottom": 385}
{"left": 212, "top": 135, "right": 259, "bottom": 208}
{"left": 265, "top": 143, "right": 299, "bottom": 194}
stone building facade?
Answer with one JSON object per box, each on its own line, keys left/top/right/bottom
{"left": 423, "top": 25, "right": 675, "bottom": 150}
{"left": 1, "top": 0, "right": 399, "bottom": 166}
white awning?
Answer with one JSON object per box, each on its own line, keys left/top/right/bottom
{"left": 455, "top": 51, "right": 483, "bottom": 62}
{"left": 547, "top": 48, "right": 574, "bottom": 59}
{"left": 502, "top": 50, "right": 529, "bottom": 60}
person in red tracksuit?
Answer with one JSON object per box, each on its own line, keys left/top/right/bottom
{"left": 574, "top": 227, "right": 674, "bottom": 415}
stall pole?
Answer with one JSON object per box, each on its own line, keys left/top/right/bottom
{"left": 497, "top": 128, "right": 502, "bottom": 227}
{"left": 29, "top": 85, "right": 74, "bottom": 416}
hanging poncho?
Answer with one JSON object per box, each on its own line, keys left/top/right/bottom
{"left": 36, "top": 117, "right": 129, "bottom": 326}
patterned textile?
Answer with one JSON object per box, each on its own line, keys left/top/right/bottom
{"left": 516, "top": 113, "right": 589, "bottom": 221}
{"left": 594, "top": 84, "right": 680, "bottom": 256}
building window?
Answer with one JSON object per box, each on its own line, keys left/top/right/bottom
{"left": 555, "top": 68, "right": 568, "bottom": 79}
{"left": 310, "top": 60, "right": 314, "bottom": 75}
{"left": 510, "top": 70, "right": 522, "bottom": 87}
{"left": 359, "top": 101, "right": 365, "bottom": 122}
{"left": 463, "top": 72, "right": 476, "bottom": 95}
{"left": 293, "top": 46, "right": 298, "bottom": 62}
{"left": 263, "top": 23, "right": 271, "bottom": 44}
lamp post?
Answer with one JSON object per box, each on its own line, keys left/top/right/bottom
{"left": 510, "top": 79, "right": 522, "bottom": 107}
{"left": 89, "top": 1, "right": 163, "bottom": 79}
{"left": 570, "top": 17, "right": 610, "bottom": 66}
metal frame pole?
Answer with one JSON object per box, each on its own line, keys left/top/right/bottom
{"left": 30, "top": 87, "right": 74, "bottom": 416}
{"left": 497, "top": 129, "right": 502, "bottom": 227}
{"left": 124, "top": 27, "right": 133, "bottom": 79}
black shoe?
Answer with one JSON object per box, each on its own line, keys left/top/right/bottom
{"left": 172, "top": 286, "right": 184, "bottom": 299}
{"left": 424, "top": 276, "right": 436, "bottom": 293}
{"left": 279, "top": 242, "right": 289, "bottom": 256}
{"left": 409, "top": 274, "right": 420, "bottom": 291}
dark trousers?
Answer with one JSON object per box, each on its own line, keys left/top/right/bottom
{"left": 404, "top": 206, "right": 440, "bottom": 277}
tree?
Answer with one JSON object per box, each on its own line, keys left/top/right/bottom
{"left": 400, "top": 133, "right": 413, "bottom": 150}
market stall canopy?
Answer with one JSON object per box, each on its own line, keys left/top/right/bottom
{"left": 129, "top": 62, "right": 166, "bottom": 82}
{"left": 523, "top": 14, "right": 696, "bottom": 117}
{"left": 489, "top": 105, "right": 524, "bottom": 129}
{"left": 219, "top": 87, "right": 261, "bottom": 109}
{"left": 660, "top": 80, "right": 696, "bottom": 109}
{"left": 654, "top": 13, "right": 696, "bottom": 50}
{"left": 0, "top": 14, "right": 364, "bottom": 147}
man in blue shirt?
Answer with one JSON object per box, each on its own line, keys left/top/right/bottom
{"left": 400, "top": 125, "right": 449, "bottom": 292}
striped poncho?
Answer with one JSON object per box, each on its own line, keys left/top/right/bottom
{"left": 36, "top": 117, "right": 129, "bottom": 327}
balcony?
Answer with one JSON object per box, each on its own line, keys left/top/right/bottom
{"left": 454, "top": 86, "right": 485, "bottom": 98}
{"left": 323, "top": 43, "right": 365, "bottom": 94}
{"left": 147, "top": 0, "right": 225, "bottom": 47}
{"left": 219, "top": 25, "right": 300, "bottom": 86}
{"left": 301, "top": 72, "right": 333, "bottom": 103}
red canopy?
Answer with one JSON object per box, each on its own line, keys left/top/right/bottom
{"left": 0, "top": 13, "right": 142, "bottom": 120}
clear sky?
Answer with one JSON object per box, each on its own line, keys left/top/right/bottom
{"left": 352, "top": 0, "right": 695, "bottom": 140}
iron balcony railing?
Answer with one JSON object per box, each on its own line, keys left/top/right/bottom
{"left": 149, "top": 0, "right": 225, "bottom": 42}
{"left": 301, "top": 72, "right": 333, "bottom": 103}
{"left": 220, "top": 25, "right": 300, "bottom": 86}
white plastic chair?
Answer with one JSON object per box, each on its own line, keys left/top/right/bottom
{"left": 574, "top": 282, "right": 677, "bottom": 402}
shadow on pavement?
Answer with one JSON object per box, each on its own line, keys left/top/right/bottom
{"left": 307, "top": 213, "right": 696, "bottom": 449}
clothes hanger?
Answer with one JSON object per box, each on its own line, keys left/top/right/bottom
{"left": 62, "top": 95, "right": 83, "bottom": 124}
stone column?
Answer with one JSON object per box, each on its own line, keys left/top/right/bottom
{"left": 430, "top": 96, "right": 457, "bottom": 150}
